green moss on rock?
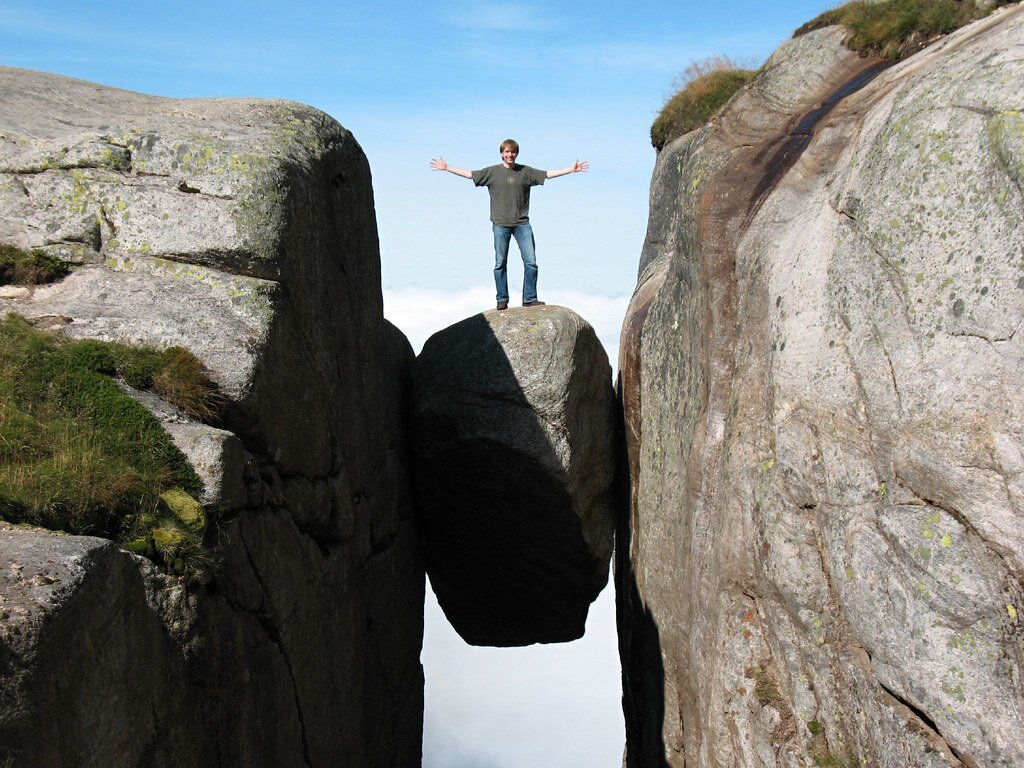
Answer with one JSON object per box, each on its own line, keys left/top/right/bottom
{"left": 152, "top": 525, "right": 185, "bottom": 553}
{"left": 121, "top": 538, "right": 155, "bottom": 557}
{"left": 65, "top": 337, "right": 222, "bottom": 420}
{"left": 0, "top": 314, "right": 202, "bottom": 540}
{"left": 812, "top": 754, "right": 861, "bottom": 768}
{"left": 159, "top": 488, "right": 206, "bottom": 532}
{"left": 0, "top": 315, "right": 226, "bottom": 584}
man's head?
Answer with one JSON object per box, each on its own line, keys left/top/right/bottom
{"left": 500, "top": 139, "right": 519, "bottom": 168}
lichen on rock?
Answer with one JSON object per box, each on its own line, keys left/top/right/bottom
{"left": 0, "top": 67, "right": 423, "bottom": 767}
{"left": 619, "top": 6, "right": 1024, "bottom": 767}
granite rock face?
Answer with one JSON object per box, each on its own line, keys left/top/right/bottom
{"left": 0, "top": 66, "right": 382, "bottom": 476}
{"left": 0, "top": 68, "right": 423, "bottom": 767}
{"left": 414, "top": 306, "right": 618, "bottom": 646}
{"left": 0, "top": 526, "right": 207, "bottom": 767}
{"left": 619, "top": 9, "right": 1024, "bottom": 768}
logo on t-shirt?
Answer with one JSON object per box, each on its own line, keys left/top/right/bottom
{"left": 505, "top": 175, "right": 516, "bottom": 184}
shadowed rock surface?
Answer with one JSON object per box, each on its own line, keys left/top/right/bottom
{"left": 0, "top": 526, "right": 209, "bottom": 766}
{"left": 619, "top": 8, "right": 1024, "bottom": 768}
{"left": 0, "top": 68, "right": 423, "bottom": 767}
{"left": 414, "top": 306, "right": 618, "bottom": 646}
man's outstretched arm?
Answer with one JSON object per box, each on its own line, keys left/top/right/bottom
{"left": 547, "top": 160, "right": 589, "bottom": 179}
{"left": 430, "top": 156, "right": 473, "bottom": 179}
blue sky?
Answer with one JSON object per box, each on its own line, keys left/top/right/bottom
{"left": 2, "top": 1, "right": 837, "bottom": 765}
{"left": 1, "top": 0, "right": 835, "bottom": 301}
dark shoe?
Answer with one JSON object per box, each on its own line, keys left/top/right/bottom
{"left": 523, "top": 300, "right": 545, "bottom": 307}
{"left": 496, "top": 300, "right": 508, "bottom": 310}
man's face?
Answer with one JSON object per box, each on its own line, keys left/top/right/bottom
{"left": 501, "top": 145, "right": 518, "bottom": 167}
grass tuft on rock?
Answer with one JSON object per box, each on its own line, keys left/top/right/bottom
{"left": 651, "top": 56, "right": 757, "bottom": 151}
{"left": 754, "top": 674, "right": 783, "bottom": 707}
{"left": 65, "top": 339, "right": 223, "bottom": 420}
{"left": 0, "top": 314, "right": 220, "bottom": 582}
{"left": 794, "top": 0, "right": 1014, "bottom": 59}
{"left": 0, "top": 244, "right": 69, "bottom": 285}
{"left": 153, "top": 346, "right": 224, "bottom": 421}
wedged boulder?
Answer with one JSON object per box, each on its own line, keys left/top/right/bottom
{"left": 619, "top": 8, "right": 1024, "bottom": 768}
{"left": 0, "top": 69, "right": 422, "bottom": 766}
{"left": 414, "top": 305, "right": 618, "bottom": 646}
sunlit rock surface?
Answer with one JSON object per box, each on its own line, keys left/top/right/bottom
{"left": 0, "top": 68, "right": 423, "bottom": 767}
{"left": 414, "top": 305, "right": 618, "bottom": 646}
{"left": 619, "top": 9, "right": 1024, "bottom": 768}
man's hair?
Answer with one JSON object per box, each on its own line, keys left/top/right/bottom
{"left": 499, "top": 139, "right": 519, "bottom": 153}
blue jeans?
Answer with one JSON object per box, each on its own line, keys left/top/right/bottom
{"left": 492, "top": 223, "right": 538, "bottom": 304}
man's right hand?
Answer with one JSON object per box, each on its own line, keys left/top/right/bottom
{"left": 430, "top": 157, "right": 473, "bottom": 178}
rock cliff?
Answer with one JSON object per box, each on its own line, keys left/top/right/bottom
{"left": 619, "top": 7, "right": 1024, "bottom": 768}
{"left": 414, "top": 306, "right": 618, "bottom": 646}
{"left": 0, "top": 68, "right": 422, "bottom": 767}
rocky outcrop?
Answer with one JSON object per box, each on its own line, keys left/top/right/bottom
{"left": 619, "top": 8, "right": 1024, "bottom": 768}
{"left": 414, "top": 306, "right": 617, "bottom": 646}
{"left": 0, "top": 526, "right": 208, "bottom": 766}
{"left": 0, "top": 68, "right": 423, "bottom": 767}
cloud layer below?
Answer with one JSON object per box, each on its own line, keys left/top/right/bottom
{"left": 423, "top": 585, "right": 623, "bottom": 768}
{"left": 385, "top": 285, "right": 630, "bottom": 767}
{"left": 384, "top": 285, "right": 630, "bottom": 367}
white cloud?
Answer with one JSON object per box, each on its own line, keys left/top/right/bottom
{"left": 347, "top": 102, "right": 654, "bottom": 302}
{"left": 423, "top": 717, "right": 510, "bottom": 768}
{"left": 387, "top": 285, "right": 630, "bottom": 767}
{"left": 383, "top": 285, "right": 494, "bottom": 353}
{"left": 422, "top": 585, "right": 624, "bottom": 768}
{"left": 383, "top": 285, "right": 631, "bottom": 368}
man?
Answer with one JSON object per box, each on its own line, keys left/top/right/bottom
{"left": 430, "top": 139, "right": 588, "bottom": 310}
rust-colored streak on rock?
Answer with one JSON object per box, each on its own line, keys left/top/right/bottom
{"left": 746, "top": 59, "right": 889, "bottom": 223}
{"left": 619, "top": 267, "right": 666, "bottom": 514}
{"left": 621, "top": 9, "right": 1024, "bottom": 765}
{"left": 674, "top": 59, "right": 892, "bottom": 546}
{"left": 620, "top": 38, "right": 898, "bottom": 768}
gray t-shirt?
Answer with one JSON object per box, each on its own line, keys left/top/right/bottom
{"left": 472, "top": 164, "right": 547, "bottom": 226}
